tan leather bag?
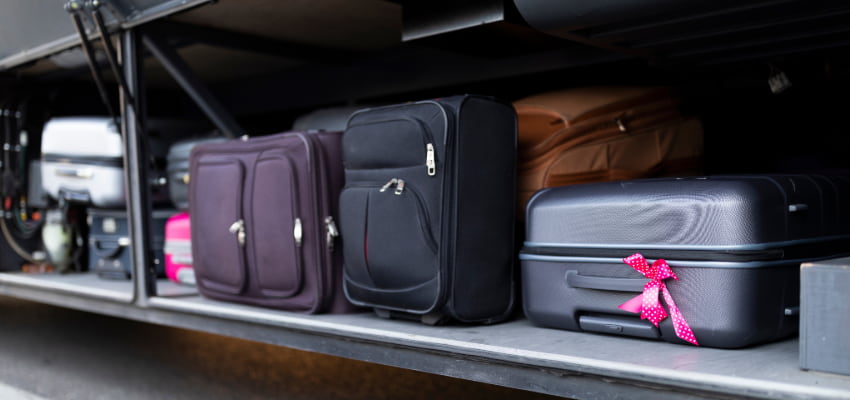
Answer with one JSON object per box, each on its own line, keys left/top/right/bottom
{"left": 515, "top": 86, "right": 704, "bottom": 217}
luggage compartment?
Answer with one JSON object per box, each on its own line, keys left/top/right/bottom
{"left": 520, "top": 174, "right": 850, "bottom": 348}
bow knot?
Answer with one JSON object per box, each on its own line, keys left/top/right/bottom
{"left": 618, "top": 253, "right": 699, "bottom": 346}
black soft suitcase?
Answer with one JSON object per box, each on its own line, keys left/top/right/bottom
{"left": 339, "top": 95, "right": 517, "bottom": 324}
{"left": 520, "top": 174, "right": 850, "bottom": 348}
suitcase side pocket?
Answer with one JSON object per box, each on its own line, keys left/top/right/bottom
{"left": 192, "top": 158, "right": 248, "bottom": 295}
{"left": 250, "top": 155, "right": 304, "bottom": 298}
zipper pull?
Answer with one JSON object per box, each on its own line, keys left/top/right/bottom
{"left": 613, "top": 117, "right": 627, "bottom": 132}
{"left": 379, "top": 178, "right": 398, "bottom": 192}
{"left": 426, "top": 143, "right": 436, "bottom": 176}
{"left": 325, "top": 216, "right": 339, "bottom": 251}
{"left": 228, "top": 219, "right": 246, "bottom": 246}
{"left": 294, "top": 218, "right": 303, "bottom": 247}
{"left": 394, "top": 179, "right": 405, "bottom": 195}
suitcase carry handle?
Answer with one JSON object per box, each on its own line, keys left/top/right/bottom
{"left": 565, "top": 270, "right": 647, "bottom": 292}
{"left": 58, "top": 188, "right": 91, "bottom": 203}
{"left": 55, "top": 167, "right": 94, "bottom": 179}
{"left": 91, "top": 237, "right": 129, "bottom": 259}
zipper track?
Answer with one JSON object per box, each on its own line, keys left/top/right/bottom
{"left": 399, "top": 183, "right": 438, "bottom": 252}
{"left": 348, "top": 116, "right": 435, "bottom": 148}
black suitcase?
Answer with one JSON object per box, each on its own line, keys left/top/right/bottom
{"left": 520, "top": 174, "right": 850, "bottom": 348}
{"left": 166, "top": 136, "right": 227, "bottom": 211}
{"left": 88, "top": 208, "right": 176, "bottom": 279}
{"left": 339, "top": 95, "right": 517, "bottom": 324}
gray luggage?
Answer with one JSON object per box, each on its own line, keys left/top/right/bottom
{"left": 520, "top": 174, "right": 850, "bottom": 348}
{"left": 166, "top": 136, "right": 227, "bottom": 211}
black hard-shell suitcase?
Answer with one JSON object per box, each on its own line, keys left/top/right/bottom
{"left": 166, "top": 136, "right": 227, "bottom": 211}
{"left": 88, "top": 208, "right": 176, "bottom": 279}
{"left": 520, "top": 174, "right": 850, "bottom": 348}
{"left": 339, "top": 95, "right": 517, "bottom": 324}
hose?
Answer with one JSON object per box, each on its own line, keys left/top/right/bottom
{"left": 0, "top": 215, "right": 37, "bottom": 264}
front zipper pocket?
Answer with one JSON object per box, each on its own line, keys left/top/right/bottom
{"left": 343, "top": 117, "right": 436, "bottom": 175}
{"left": 340, "top": 180, "right": 439, "bottom": 290}
{"left": 251, "top": 155, "right": 304, "bottom": 298}
{"left": 192, "top": 158, "right": 247, "bottom": 294}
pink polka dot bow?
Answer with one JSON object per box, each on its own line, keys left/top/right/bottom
{"left": 617, "top": 253, "right": 699, "bottom": 346}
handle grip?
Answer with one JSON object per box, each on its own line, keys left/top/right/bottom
{"left": 565, "top": 270, "right": 647, "bottom": 292}
{"left": 90, "top": 237, "right": 129, "bottom": 259}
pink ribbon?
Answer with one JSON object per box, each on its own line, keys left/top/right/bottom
{"left": 618, "top": 253, "right": 699, "bottom": 346}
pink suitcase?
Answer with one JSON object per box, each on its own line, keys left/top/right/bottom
{"left": 164, "top": 212, "right": 195, "bottom": 285}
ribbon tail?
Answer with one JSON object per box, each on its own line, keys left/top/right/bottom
{"left": 618, "top": 294, "right": 644, "bottom": 313}
{"left": 662, "top": 287, "right": 699, "bottom": 346}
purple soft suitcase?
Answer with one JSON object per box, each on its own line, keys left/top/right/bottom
{"left": 520, "top": 174, "right": 850, "bottom": 348}
{"left": 188, "top": 131, "right": 355, "bottom": 313}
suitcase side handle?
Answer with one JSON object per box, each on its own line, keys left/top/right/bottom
{"left": 565, "top": 270, "right": 647, "bottom": 292}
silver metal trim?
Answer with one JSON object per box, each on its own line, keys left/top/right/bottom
{"left": 0, "top": 273, "right": 133, "bottom": 303}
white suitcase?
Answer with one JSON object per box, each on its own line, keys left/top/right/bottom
{"left": 40, "top": 117, "right": 186, "bottom": 207}
{"left": 41, "top": 117, "right": 127, "bottom": 207}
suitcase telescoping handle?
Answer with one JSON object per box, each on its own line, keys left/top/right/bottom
{"left": 565, "top": 271, "right": 663, "bottom": 340}
{"left": 565, "top": 270, "right": 647, "bottom": 292}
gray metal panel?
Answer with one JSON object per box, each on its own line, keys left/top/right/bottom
{"left": 512, "top": 0, "right": 850, "bottom": 65}
{"left": 0, "top": 1, "right": 73, "bottom": 63}
{"left": 0, "top": 0, "right": 211, "bottom": 71}
{"left": 0, "top": 272, "right": 849, "bottom": 399}
{"left": 800, "top": 258, "right": 850, "bottom": 376}
{"left": 399, "top": 0, "right": 506, "bottom": 41}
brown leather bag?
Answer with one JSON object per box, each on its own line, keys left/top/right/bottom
{"left": 515, "top": 86, "right": 704, "bottom": 217}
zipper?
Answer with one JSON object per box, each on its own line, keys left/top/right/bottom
{"left": 613, "top": 117, "right": 627, "bottom": 132}
{"left": 520, "top": 245, "right": 787, "bottom": 262}
{"left": 229, "top": 219, "right": 246, "bottom": 247}
{"left": 377, "top": 178, "right": 437, "bottom": 252}
{"left": 426, "top": 143, "right": 436, "bottom": 176}
{"left": 521, "top": 102, "right": 682, "bottom": 163}
{"left": 325, "top": 216, "right": 339, "bottom": 251}
{"left": 379, "top": 177, "right": 406, "bottom": 195}
{"left": 348, "top": 116, "right": 438, "bottom": 177}
{"left": 293, "top": 217, "right": 303, "bottom": 247}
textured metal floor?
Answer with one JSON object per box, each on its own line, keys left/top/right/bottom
{"left": 0, "top": 296, "right": 564, "bottom": 400}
